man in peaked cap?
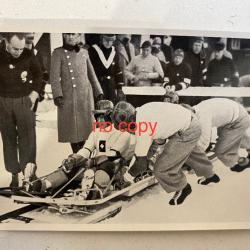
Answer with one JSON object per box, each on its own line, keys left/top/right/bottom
{"left": 206, "top": 41, "right": 239, "bottom": 87}
{"left": 50, "top": 33, "right": 103, "bottom": 154}
{"left": 125, "top": 40, "right": 164, "bottom": 86}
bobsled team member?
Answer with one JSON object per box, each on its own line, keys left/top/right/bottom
{"left": 192, "top": 98, "right": 250, "bottom": 172}
{"left": 30, "top": 100, "right": 135, "bottom": 193}
{"left": 111, "top": 101, "right": 219, "bottom": 206}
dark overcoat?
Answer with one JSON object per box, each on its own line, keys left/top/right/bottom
{"left": 50, "top": 47, "right": 103, "bottom": 143}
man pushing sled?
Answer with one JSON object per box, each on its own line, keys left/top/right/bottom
{"left": 111, "top": 100, "right": 220, "bottom": 206}
{"left": 188, "top": 98, "right": 250, "bottom": 173}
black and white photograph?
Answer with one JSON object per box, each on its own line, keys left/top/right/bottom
{"left": 1, "top": 31, "right": 250, "bottom": 230}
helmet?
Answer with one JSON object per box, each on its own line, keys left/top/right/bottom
{"left": 95, "top": 100, "right": 114, "bottom": 114}
{"left": 93, "top": 100, "right": 114, "bottom": 122}
{"left": 163, "top": 89, "right": 179, "bottom": 104}
{"left": 111, "top": 101, "right": 136, "bottom": 130}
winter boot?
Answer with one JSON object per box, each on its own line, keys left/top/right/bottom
{"left": 30, "top": 179, "right": 49, "bottom": 193}
{"left": 231, "top": 156, "right": 250, "bottom": 172}
{"left": 198, "top": 174, "right": 220, "bottom": 185}
{"left": 169, "top": 183, "right": 192, "bottom": 205}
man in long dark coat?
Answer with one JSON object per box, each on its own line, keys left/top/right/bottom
{"left": 50, "top": 33, "right": 103, "bottom": 153}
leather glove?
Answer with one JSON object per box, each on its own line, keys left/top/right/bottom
{"left": 128, "top": 156, "right": 148, "bottom": 177}
{"left": 54, "top": 96, "right": 64, "bottom": 107}
{"left": 62, "top": 154, "right": 87, "bottom": 173}
{"left": 163, "top": 88, "right": 179, "bottom": 104}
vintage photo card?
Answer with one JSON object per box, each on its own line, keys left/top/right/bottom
{"left": 1, "top": 29, "right": 250, "bottom": 231}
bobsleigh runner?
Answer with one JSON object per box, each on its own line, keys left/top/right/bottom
{"left": 0, "top": 155, "right": 158, "bottom": 224}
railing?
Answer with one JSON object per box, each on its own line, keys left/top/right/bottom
{"left": 122, "top": 86, "right": 250, "bottom": 97}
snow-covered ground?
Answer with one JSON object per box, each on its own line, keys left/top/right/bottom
{"left": 1, "top": 100, "right": 250, "bottom": 228}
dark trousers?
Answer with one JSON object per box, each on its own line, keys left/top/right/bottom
{"left": 99, "top": 77, "right": 117, "bottom": 104}
{"left": 0, "top": 96, "right": 36, "bottom": 174}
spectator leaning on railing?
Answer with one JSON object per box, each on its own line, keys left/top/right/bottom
{"left": 163, "top": 49, "right": 192, "bottom": 91}
{"left": 125, "top": 41, "right": 164, "bottom": 86}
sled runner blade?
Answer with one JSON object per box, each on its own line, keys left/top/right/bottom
{"left": 12, "top": 176, "right": 157, "bottom": 206}
{"left": 122, "top": 175, "right": 157, "bottom": 197}
{"left": 0, "top": 204, "right": 41, "bottom": 223}
{"left": 84, "top": 202, "right": 122, "bottom": 223}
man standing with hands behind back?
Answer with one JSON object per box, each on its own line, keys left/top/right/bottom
{"left": 0, "top": 32, "right": 43, "bottom": 187}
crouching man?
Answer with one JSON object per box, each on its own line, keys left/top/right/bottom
{"left": 111, "top": 101, "right": 219, "bottom": 205}
{"left": 192, "top": 98, "right": 250, "bottom": 172}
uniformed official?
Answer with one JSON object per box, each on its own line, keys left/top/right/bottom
{"left": 163, "top": 49, "right": 192, "bottom": 91}
{"left": 206, "top": 41, "right": 239, "bottom": 87}
{"left": 0, "top": 32, "right": 43, "bottom": 187}
{"left": 125, "top": 41, "right": 164, "bottom": 86}
{"left": 50, "top": 33, "right": 103, "bottom": 154}
{"left": 88, "top": 34, "right": 124, "bottom": 104}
